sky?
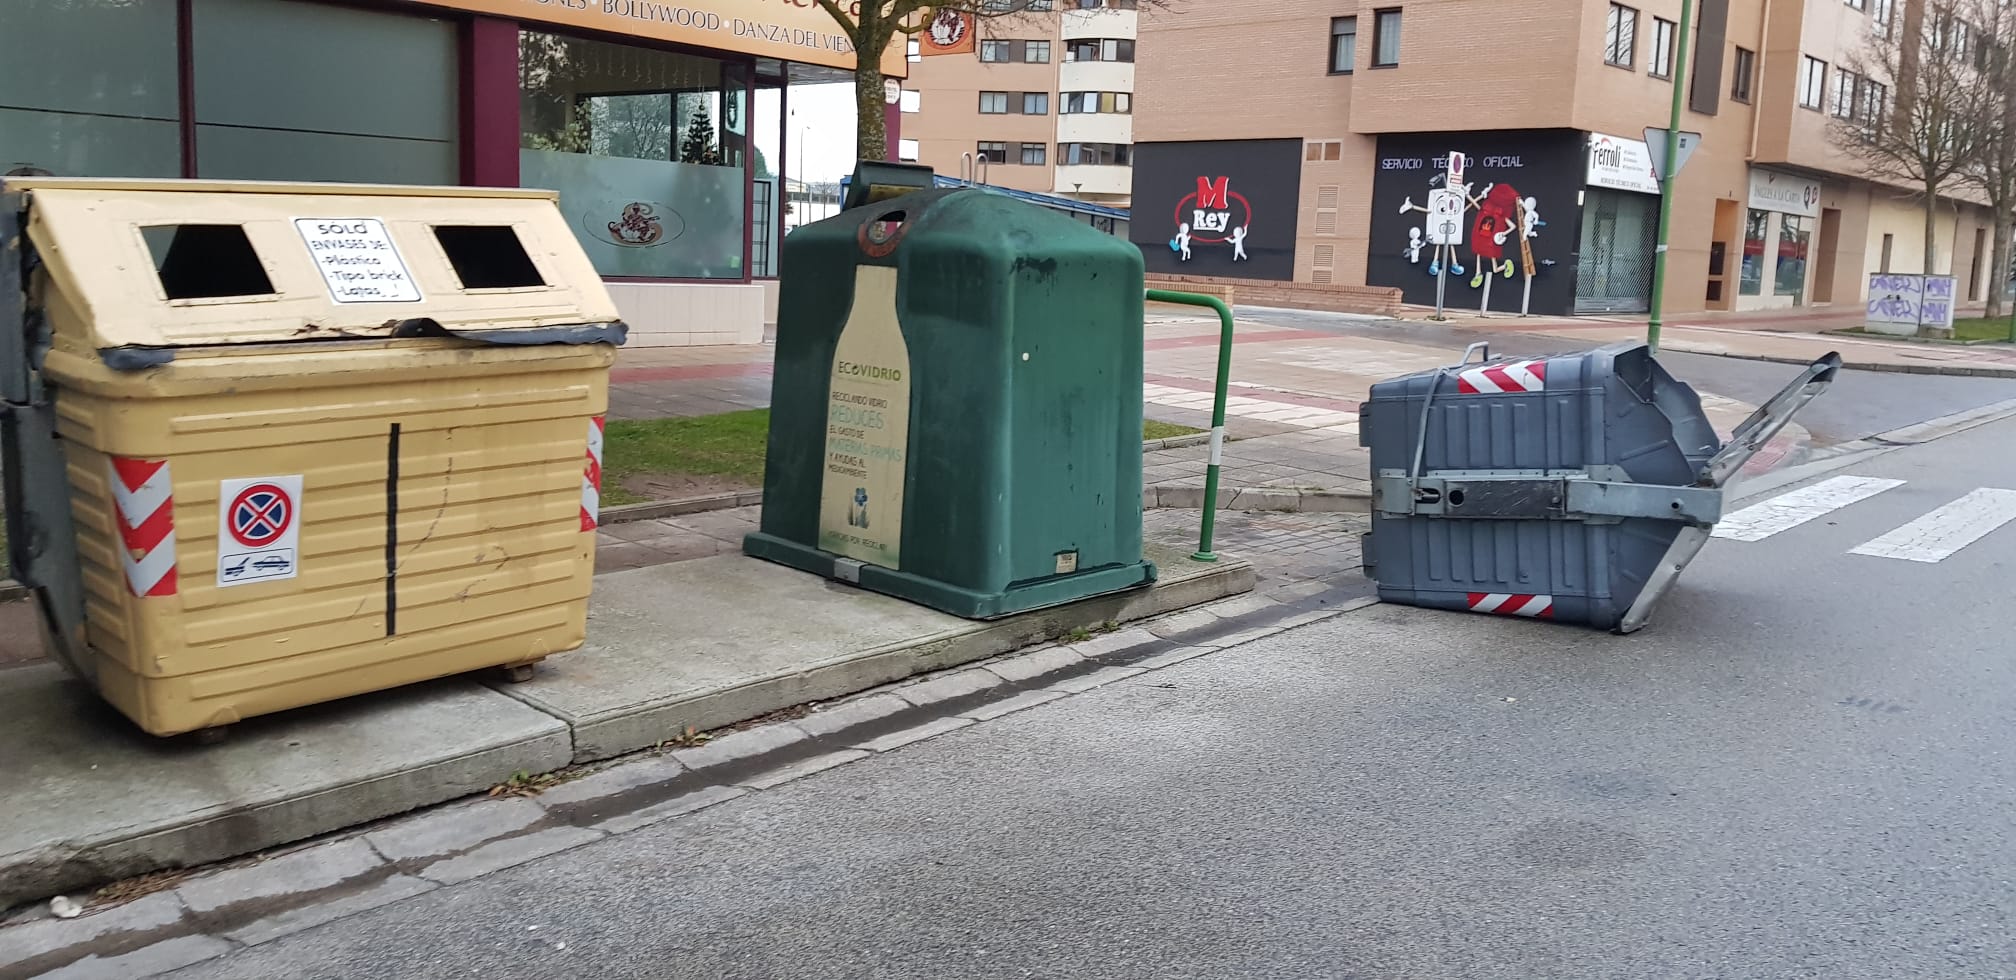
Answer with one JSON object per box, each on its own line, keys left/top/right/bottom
{"left": 759, "top": 82, "right": 867, "bottom": 187}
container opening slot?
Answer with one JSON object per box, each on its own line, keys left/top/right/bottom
{"left": 433, "top": 225, "right": 545, "bottom": 289}
{"left": 141, "top": 224, "right": 274, "bottom": 299}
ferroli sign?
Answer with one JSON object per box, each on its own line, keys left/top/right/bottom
{"left": 1586, "top": 132, "right": 1660, "bottom": 196}
{"left": 401, "top": 0, "right": 908, "bottom": 76}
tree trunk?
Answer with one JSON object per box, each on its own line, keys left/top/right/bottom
{"left": 1992, "top": 209, "right": 2013, "bottom": 318}
{"left": 854, "top": 57, "right": 888, "bottom": 162}
{"left": 1922, "top": 185, "right": 1940, "bottom": 274}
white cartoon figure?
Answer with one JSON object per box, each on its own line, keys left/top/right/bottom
{"left": 1406, "top": 227, "right": 1424, "bottom": 263}
{"left": 1229, "top": 224, "right": 1249, "bottom": 261}
{"left": 1176, "top": 222, "right": 1192, "bottom": 261}
{"left": 1521, "top": 196, "right": 1546, "bottom": 237}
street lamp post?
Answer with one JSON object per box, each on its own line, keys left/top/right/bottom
{"left": 1646, "top": 0, "right": 1695, "bottom": 356}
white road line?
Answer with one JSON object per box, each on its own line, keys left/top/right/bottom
{"left": 1711, "top": 475, "right": 1906, "bottom": 542}
{"left": 1848, "top": 488, "right": 2016, "bottom": 563}
{"left": 1142, "top": 384, "right": 1359, "bottom": 431}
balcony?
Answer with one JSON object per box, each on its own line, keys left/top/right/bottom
{"left": 1056, "top": 112, "right": 1133, "bottom": 145}
{"left": 1054, "top": 164, "right": 1131, "bottom": 196}
{"left": 1062, "top": 7, "right": 1136, "bottom": 41}
{"left": 1059, "top": 60, "right": 1134, "bottom": 93}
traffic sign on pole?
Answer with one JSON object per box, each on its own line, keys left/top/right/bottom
{"left": 1642, "top": 128, "right": 1702, "bottom": 181}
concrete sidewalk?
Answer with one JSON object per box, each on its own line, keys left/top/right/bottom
{"left": 1, "top": 528, "right": 1252, "bottom": 912}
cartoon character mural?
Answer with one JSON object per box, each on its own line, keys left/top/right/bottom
{"left": 1370, "top": 135, "right": 1578, "bottom": 315}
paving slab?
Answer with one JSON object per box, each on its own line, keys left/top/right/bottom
{"left": 490, "top": 539, "right": 1254, "bottom": 763}
{"left": 0, "top": 666, "right": 570, "bottom": 912}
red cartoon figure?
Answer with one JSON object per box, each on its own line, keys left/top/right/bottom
{"left": 1468, "top": 183, "right": 1522, "bottom": 288}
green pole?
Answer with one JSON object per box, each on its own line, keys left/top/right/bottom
{"left": 1145, "top": 288, "right": 1234, "bottom": 562}
{"left": 1647, "top": 0, "right": 1694, "bottom": 356}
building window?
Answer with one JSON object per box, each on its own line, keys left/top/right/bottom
{"left": 1305, "top": 140, "right": 1343, "bottom": 161}
{"left": 1023, "top": 92, "right": 1049, "bottom": 114}
{"left": 1650, "top": 17, "right": 1675, "bottom": 78}
{"left": 1330, "top": 17, "right": 1357, "bottom": 73}
{"left": 1731, "top": 47, "right": 1756, "bottom": 102}
{"left": 1739, "top": 209, "right": 1768, "bottom": 295}
{"left": 0, "top": 0, "right": 182, "bottom": 178}
{"left": 1026, "top": 0, "right": 1052, "bottom": 8}
{"left": 900, "top": 89, "right": 921, "bottom": 113}
{"left": 1777, "top": 215, "right": 1809, "bottom": 298}
{"left": 1061, "top": 92, "right": 1132, "bottom": 113}
{"left": 1873, "top": 0, "right": 1894, "bottom": 36}
{"left": 898, "top": 138, "right": 919, "bottom": 162}
{"left": 1845, "top": 0, "right": 1864, "bottom": 9}
{"left": 1058, "top": 142, "right": 1130, "bottom": 166}
{"left": 1798, "top": 55, "right": 1826, "bottom": 110}
{"left": 980, "top": 40, "right": 1010, "bottom": 62}
{"left": 1832, "top": 70, "right": 1860, "bottom": 118}
{"left": 1065, "top": 38, "right": 1135, "bottom": 62}
{"left": 1605, "top": 4, "right": 1638, "bottom": 69}
{"left": 979, "top": 91, "right": 1008, "bottom": 113}
{"left": 1372, "top": 9, "right": 1402, "bottom": 67}
{"left": 1020, "top": 143, "right": 1046, "bottom": 165}
{"left": 1025, "top": 40, "right": 1051, "bottom": 63}
{"left": 977, "top": 141, "right": 1008, "bottom": 164}
{"left": 1861, "top": 79, "right": 1888, "bottom": 136}
{"left": 520, "top": 30, "right": 746, "bottom": 280}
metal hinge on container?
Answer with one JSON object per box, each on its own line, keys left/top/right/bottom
{"left": 1373, "top": 469, "right": 1724, "bottom": 526}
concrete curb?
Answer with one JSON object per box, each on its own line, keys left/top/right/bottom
{"left": 601, "top": 435, "right": 1214, "bottom": 525}
{"left": 1146, "top": 485, "right": 1371, "bottom": 513}
{"left": 522, "top": 550, "right": 1257, "bottom": 764}
{"left": 0, "top": 547, "right": 1254, "bottom": 917}
{"left": 1663, "top": 346, "right": 2016, "bottom": 378}
{"left": 0, "top": 592, "right": 1379, "bottom": 976}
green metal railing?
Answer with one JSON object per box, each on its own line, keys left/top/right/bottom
{"left": 1144, "top": 289, "right": 1234, "bottom": 562}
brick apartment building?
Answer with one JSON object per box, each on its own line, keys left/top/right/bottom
{"left": 900, "top": 0, "right": 1138, "bottom": 207}
{"left": 1130, "top": 0, "right": 2002, "bottom": 317}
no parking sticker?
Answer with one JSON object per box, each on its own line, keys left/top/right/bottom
{"left": 217, "top": 475, "right": 303, "bottom": 588}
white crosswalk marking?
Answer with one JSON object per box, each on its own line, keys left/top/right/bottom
{"left": 1142, "top": 383, "right": 1358, "bottom": 433}
{"left": 1712, "top": 475, "right": 1906, "bottom": 542}
{"left": 1848, "top": 488, "right": 2016, "bottom": 563}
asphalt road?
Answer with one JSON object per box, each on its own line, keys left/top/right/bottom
{"left": 165, "top": 414, "right": 2016, "bottom": 980}
{"left": 1235, "top": 306, "right": 2016, "bottom": 447}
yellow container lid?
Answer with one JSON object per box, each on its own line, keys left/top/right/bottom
{"left": 9, "top": 177, "right": 626, "bottom": 353}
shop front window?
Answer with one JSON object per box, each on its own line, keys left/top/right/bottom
{"left": 1776, "top": 214, "right": 1809, "bottom": 300}
{"left": 1739, "top": 209, "right": 1769, "bottom": 295}
{"left": 520, "top": 31, "right": 748, "bottom": 280}
{"left": 0, "top": 0, "right": 181, "bottom": 177}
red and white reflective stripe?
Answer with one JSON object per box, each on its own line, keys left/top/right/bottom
{"left": 108, "top": 457, "right": 177, "bottom": 598}
{"left": 581, "top": 416, "right": 605, "bottom": 533}
{"left": 1467, "top": 592, "right": 1553, "bottom": 618}
{"left": 1456, "top": 360, "right": 1547, "bottom": 394}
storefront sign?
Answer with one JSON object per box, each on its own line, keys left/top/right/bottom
{"left": 1587, "top": 132, "right": 1660, "bottom": 195}
{"left": 402, "top": 0, "right": 907, "bottom": 76}
{"left": 1131, "top": 139, "right": 1303, "bottom": 282}
{"left": 1748, "top": 168, "right": 1822, "bottom": 218}
{"left": 819, "top": 265, "right": 910, "bottom": 569}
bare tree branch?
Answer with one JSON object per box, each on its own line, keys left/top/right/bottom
{"left": 1830, "top": 0, "right": 1992, "bottom": 272}
{"left": 814, "top": 0, "right": 1179, "bottom": 163}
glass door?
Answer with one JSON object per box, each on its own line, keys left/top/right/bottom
{"left": 1574, "top": 189, "right": 1658, "bottom": 313}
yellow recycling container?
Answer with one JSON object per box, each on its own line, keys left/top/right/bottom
{"left": 3, "top": 178, "right": 624, "bottom": 736}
